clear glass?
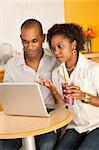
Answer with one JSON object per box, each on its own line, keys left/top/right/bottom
{"left": 62, "top": 82, "right": 74, "bottom": 105}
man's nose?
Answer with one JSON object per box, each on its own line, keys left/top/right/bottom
{"left": 27, "top": 41, "right": 34, "bottom": 49}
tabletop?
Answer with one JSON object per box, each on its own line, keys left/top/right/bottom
{"left": 0, "top": 108, "right": 73, "bottom": 139}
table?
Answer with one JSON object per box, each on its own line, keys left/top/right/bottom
{"left": 83, "top": 52, "right": 99, "bottom": 58}
{"left": 0, "top": 108, "right": 73, "bottom": 150}
{"left": 81, "top": 52, "right": 99, "bottom": 63}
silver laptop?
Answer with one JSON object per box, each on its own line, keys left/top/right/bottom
{"left": 0, "top": 83, "right": 66, "bottom": 117}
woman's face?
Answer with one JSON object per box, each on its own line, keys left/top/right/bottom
{"left": 51, "top": 35, "right": 76, "bottom": 64}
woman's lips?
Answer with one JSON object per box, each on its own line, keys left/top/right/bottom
{"left": 56, "top": 56, "right": 63, "bottom": 59}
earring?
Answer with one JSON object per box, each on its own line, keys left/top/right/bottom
{"left": 72, "top": 49, "right": 77, "bottom": 54}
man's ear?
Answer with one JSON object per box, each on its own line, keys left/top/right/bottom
{"left": 42, "top": 34, "right": 46, "bottom": 43}
{"left": 20, "top": 35, "right": 22, "bottom": 40}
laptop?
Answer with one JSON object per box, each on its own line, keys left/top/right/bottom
{"left": 0, "top": 83, "right": 66, "bottom": 117}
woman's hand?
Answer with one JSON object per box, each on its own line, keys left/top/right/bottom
{"left": 64, "top": 85, "right": 85, "bottom": 100}
{"left": 38, "top": 76, "right": 64, "bottom": 104}
{"left": 37, "top": 76, "right": 56, "bottom": 92}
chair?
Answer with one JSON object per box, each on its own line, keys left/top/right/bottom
{"left": 0, "top": 69, "right": 4, "bottom": 111}
{"left": 0, "top": 43, "right": 13, "bottom": 65}
{"left": 0, "top": 69, "right": 4, "bottom": 83}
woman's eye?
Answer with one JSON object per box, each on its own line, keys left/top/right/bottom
{"left": 57, "top": 45, "right": 63, "bottom": 49}
{"left": 51, "top": 44, "right": 64, "bottom": 52}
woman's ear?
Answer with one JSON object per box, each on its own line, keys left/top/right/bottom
{"left": 72, "top": 40, "right": 77, "bottom": 50}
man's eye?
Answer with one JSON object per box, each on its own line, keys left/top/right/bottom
{"left": 22, "top": 40, "right": 27, "bottom": 43}
{"left": 32, "top": 39, "right": 37, "bottom": 43}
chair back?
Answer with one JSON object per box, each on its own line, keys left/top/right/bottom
{"left": 0, "top": 69, "right": 4, "bottom": 83}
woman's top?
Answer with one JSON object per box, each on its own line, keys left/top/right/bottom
{"left": 52, "top": 53, "right": 99, "bottom": 133}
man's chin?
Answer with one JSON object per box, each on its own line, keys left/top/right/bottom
{"left": 27, "top": 54, "right": 36, "bottom": 58}
{"left": 25, "top": 51, "right": 36, "bottom": 56}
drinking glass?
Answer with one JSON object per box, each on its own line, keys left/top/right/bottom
{"left": 62, "top": 83, "right": 74, "bottom": 105}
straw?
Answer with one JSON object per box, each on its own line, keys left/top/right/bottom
{"left": 62, "top": 65, "right": 67, "bottom": 83}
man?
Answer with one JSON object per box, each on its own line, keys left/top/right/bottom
{"left": 1, "top": 19, "right": 59, "bottom": 150}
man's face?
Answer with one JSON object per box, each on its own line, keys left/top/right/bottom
{"left": 20, "top": 25, "right": 45, "bottom": 59}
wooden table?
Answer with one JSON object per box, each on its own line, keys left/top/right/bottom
{"left": 83, "top": 52, "right": 99, "bottom": 58}
{"left": 82, "top": 52, "right": 99, "bottom": 63}
{"left": 0, "top": 108, "right": 73, "bottom": 150}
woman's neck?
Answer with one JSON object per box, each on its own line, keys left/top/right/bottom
{"left": 65, "top": 54, "right": 78, "bottom": 74}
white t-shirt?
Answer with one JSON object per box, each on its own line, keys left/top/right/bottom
{"left": 4, "top": 48, "right": 57, "bottom": 105}
{"left": 52, "top": 53, "right": 99, "bottom": 133}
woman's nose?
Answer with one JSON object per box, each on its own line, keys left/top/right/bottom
{"left": 54, "top": 47, "right": 60, "bottom": 55}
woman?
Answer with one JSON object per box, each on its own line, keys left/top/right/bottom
{"left": 39, "top": 23, "right": 99, "bottom": 150}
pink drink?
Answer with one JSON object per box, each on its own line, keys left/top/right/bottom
{"left": 62, "top": 83, "right": 74, "bottom": 105}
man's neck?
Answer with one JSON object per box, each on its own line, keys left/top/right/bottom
{"left": 25, "top": 51, "right": 44, "bottom": 71}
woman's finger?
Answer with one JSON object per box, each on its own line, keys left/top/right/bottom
{"left": 66, "top": 85, "right": 80, "bottom": 90}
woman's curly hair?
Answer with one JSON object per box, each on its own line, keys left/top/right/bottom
{"left": 47, "top": 23, "right": 85, "bottom": 52}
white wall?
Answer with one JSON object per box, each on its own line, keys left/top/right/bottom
{"left": 0, "top": 0, "right": 64, "bottom": 52}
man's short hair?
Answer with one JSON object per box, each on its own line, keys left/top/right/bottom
{"left": 21, "top": 19, "right": 43, "bottom": 35}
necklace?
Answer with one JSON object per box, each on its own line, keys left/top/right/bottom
{"left": 66, "top": 65, "right": 76, "bottom": 72}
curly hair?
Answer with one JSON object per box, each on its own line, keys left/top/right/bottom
{"left": 47, "top": 23, "right": 85, "bottom": 52}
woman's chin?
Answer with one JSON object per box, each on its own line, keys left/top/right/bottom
{"left": 58, "top": 59, "right": 65, "bottom": 63}
{"left": 57, "top": 58, "right": 64, "bottom": 63}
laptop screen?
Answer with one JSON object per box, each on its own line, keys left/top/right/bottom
{"left": 0, "top": 83, "right": 50, "bottom": 117}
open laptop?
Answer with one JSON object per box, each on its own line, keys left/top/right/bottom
{"left": 0, "top": 83, "right": 66, "bottom": 117}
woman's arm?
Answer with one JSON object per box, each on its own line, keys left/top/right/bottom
{"left": 65, "top": 85, "right": 99, "bottom": 107}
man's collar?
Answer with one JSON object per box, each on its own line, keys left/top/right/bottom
{"left": 16, "top": 48, "right": 54, "bottom": 66}
{"left": 16, "top": 50, "right": 25, "bottom": 66}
